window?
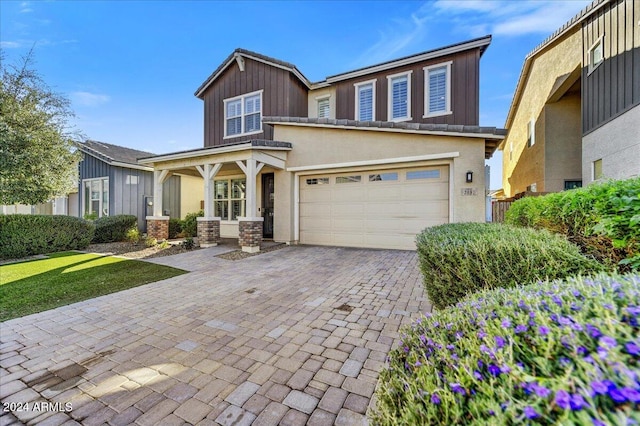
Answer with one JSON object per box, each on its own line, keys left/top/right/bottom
{"left": 336, "top": 175, "right": 362, "bottom": 184}
{"left": 126, "top": 175, "right": 138, "bottom": 185}
{"left": 593, "top": 159, "right": 603, "bottom": 180}
{"left": 387, "top": 72, "right": 411, "bottom": 121}
{"left": 564, "top": 180, "right": 582, "bottom": 190}
{"left": 369, "top": 172, "right": 398, "bottom": 182}
{"left": 407, "top": 170, "right": 440, "bottom": 180}
{"left": 224, "top": 90, "right": 263, "bottom": 138}
{"left": 354, "top": 80, "right": 376, "bottom": 121}
{"left": 527, "top": 119, "right": 535, "bottom": 147}
{"left": 317, "top": 97, "right": 330, "bottom": 119}
{"left": 83, "top": 177, "right": 109, "bottom": 218}
{"left": 424, "top": 62, "right": 452, "bottom": 117}
{"left": 214, "top": 178, "right": 246, "bottom": 220}
{"left": 306, "top": 178, "right": 329, "bottom": 185}
{"left": 589, "top": 37, "right": 604, "bottom": 73}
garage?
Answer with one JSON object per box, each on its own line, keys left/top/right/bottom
{"left": 299, "top": 165, "right": 449, "bottom": 250}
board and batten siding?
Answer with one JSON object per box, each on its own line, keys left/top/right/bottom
{"left": 202, "top": 56, "right": 308, "bottom": 147}
{"left": 78, "top": 152, "right": 181, "bottom": 231}
{"left": 333, "top": 49, "right": 481, "bottom": 126}
{"left": 582, "top": 0, "right": 640, "bottom": 134}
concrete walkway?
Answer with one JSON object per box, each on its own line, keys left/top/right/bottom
{"left": 0, "top": 246, "right": 430, "bottom": 425}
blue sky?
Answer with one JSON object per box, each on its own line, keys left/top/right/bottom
{"left": 1, "top": 0, "right": 591, "bottom": 189}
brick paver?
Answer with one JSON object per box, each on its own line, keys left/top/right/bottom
{"left": 0, "top": 246, "right": 430, "bottom": 424}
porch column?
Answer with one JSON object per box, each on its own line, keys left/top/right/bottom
{"left": 146, "top": 169, "right": 170, "bottom": 240}
{"left": 236, "top": 158, "right": 264, "bottom": 253}
{"left": 195, "top": 163, "right": 222, "bottom": 247}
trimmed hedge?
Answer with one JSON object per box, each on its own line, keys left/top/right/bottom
{"left": 505, "top": 178, "right": 640, "bottom": 270}
{"left": 92, "top": 215, "right": 138, "bottom": 243}
{"left": 0, "top": 215, "right": 94, "bottom": 259}
{"left": 416, "top": 223, "right": 604, "bottom": 309}
{"left": 182, "top": 210, "right": 204, "bottom": 238}
{"left": 373, "top": 273, "right": 640, "bottom": 425}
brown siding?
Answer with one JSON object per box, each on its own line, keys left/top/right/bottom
{"left": 582, "top": 0, "right": 640, "bottom": 134}
{"left": 333, "top": 49, "right": 481, "bottom": 126}
{"left": 201, "top": 58, "right": 308, "bottom": 147}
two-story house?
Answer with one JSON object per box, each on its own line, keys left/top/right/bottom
{"left": 499, "top": 0, "right": 639, "bottom": 198}
{"left": 140, "top": 35, "right": 505, "bottom": 251}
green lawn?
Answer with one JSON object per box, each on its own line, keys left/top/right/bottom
{"left": 0, "top": 252, "right": 186, "bottom": 321}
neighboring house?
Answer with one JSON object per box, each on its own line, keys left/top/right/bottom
{"left": 0, "top": 194, "right": 78, "bottom": 217}
{"left": 140, "top": 35, "right": 505, "bottom": 251}
{"left": 78, "top": 140, "right": 203, "bottom": 231}
{"left": 500, "top": 0, "right": 640, "bottom": 198}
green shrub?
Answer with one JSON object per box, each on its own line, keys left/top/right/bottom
{"left": 168, "top": 218, "right": 183, "bottom": 239}
{"left": 373, "top": 273, "right": 640, "bottom": 426}
{"left": 416, "top": 223, "right": 604, "bottom": 309}
{"left": 505, "top": 178, "right": 640, "bottom": 270}
{"left": 144, "top": 236, "right": 157, "bottom": 247}
{"left": 182, "top": 210, "right": 204, "bottom": 237}
{"left": 125, "top": 228, "right": 140, "bottom": 244}
{"left": 181, "top": 237, "right": 195, "bottom": 250}
{"left": 0, "top": 215, "right": 94, "bottom": 259}
{"left": 92, "top": 215, "right": 138, "bottom": 243}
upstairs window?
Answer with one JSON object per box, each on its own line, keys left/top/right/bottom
{"left": 317, "top": 96, "right": 330, "bottom": 119}
{"left": 588, "top": 36, "right": 604, "bottom": 73}
{"left": 424, "top": 62, "right": 452, "bottom": 117}
{"left": 387, "top": 71, "right": 412, "bottom": 121}
{"left": 224, "top": 90, "right": 263, "bottom": 138}
{"left": 354, "top": 79, "right": 376, "bottom": 121}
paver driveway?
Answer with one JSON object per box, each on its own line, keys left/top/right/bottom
{"left": 0, "top": 246, "right": 431, "bottom": 425}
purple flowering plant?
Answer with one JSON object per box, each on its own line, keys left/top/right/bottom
{"left": 373, "top": 273, "right": 640, "bottom": 425}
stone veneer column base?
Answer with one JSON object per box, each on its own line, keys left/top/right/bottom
{"left": 196, "top": 217, "right": 221, "bottom": 247}
{"left": 238, "top": 217, "right": 264, "bottom": 253}
{"left": 146, "top": 216, "right": 170, "bottom": 241}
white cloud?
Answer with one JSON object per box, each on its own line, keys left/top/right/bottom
{"left": 433, "top": 0, "right": 592, "bottom": 37}
{"left": 20, "top": 1, "right": 33, "bottom": 13}
{"left": 71, "top": 92, "right": 111, "bottom": 107}
{"left": 0, "top": 41, "right": 24, "bottom": 49}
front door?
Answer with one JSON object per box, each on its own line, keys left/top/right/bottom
{"left": 262, "top": 173, "right": 275, "bottom": 238}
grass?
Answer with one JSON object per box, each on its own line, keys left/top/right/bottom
{"left": 0, "top": 252, "right": 186, "bottom": 321}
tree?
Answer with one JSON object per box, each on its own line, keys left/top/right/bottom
{"left": 0, "top": 50, "right": 82, "bottom": 205}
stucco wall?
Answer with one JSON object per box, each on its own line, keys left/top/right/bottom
{"left": 179, "top": 174, "right": 205, "bottom": 219}
{"left": 544, "top": 93, "right": 582, "bottom": 192}
{"left": 272, "top": 125, "right": 487, "bottom": 243}
{"left": 307, "top": 87, "right": 336, "bottom": 119}
{"left": 502, "top": 29, "right": 582, "bottom": 197}
{"left": 582, "top": 105, "right": 640, "bottom": 184}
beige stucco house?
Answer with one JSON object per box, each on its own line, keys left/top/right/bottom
{"left": 500, "top": 0, "right": 640, "bottom": 198}
{"left": 141, "top": 36, "right": 505, "bottom": 251}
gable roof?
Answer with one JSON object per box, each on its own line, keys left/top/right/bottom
{"left": 325, "top": 35, "right": 492, "bottom": 84}
{"left": 79, "top": 140, "right": 155, "bottom": 171}
{"left": 502, "top": 0, "right": 609, "bottom": 134}
{"left": 195, "top": 49, "right": 312, "bottom": 99}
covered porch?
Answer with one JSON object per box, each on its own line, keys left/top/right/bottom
{"left": 138, "top": 140, "right": 291, "bottom": 253}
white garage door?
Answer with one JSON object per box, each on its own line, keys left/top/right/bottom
{"left": 299, "top": 165, "right": 449, "bottom": 250}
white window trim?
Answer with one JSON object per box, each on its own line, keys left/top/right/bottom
{"left": 214, "top": 174, "right": 247, "bottom": 222}
{"left": 354, "top": 78, "right": 377, "bottom": 121}
{"left": 82, "top": 177, "right": 109, "bottom": 218}
{"left": 223, "top": 89, "right": 264, "bottom": 139}
{"left": 423, "top": 61, "right": 453, "bottom": 118}
{"left": 587, "top": 35, "right": 605, "bottom": 75}
{"left": 316, "top": 95, "right": 331, "bottom": 119}
{"left": 387, "top": 70, "right": 412, "bottom": 122}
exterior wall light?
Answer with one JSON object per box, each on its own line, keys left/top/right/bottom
{"left": 466, "top": 171, "right": 473, "bottom": 183}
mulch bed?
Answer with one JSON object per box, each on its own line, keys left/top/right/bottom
{"left": 86, "top": 241, "right": 200, "bottom": 259}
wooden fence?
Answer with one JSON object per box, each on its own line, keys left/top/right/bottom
{"left": 492, "top": 200, "right": 513, "bottom": 223}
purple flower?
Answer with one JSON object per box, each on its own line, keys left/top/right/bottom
{"left": 538, "top": 326, "right": 550, "bottom": 336}
{"left": 609, "top": 388, "right": 626, "bottom": 403}
{"left": 523, "top": 406, "right": 539, "bottom": 419}
{"left": 558, "top": 316, "right": 572, "bottom": 326}
{"left": 477, "top": 330, "right": 487, "bottom": 339}
{"left": 419, "top": 334, "right": 427, "bottom": 345}
{"left": 577, "top": 346, "right": 588, "bottom": 356}
{"left": 488, "top": 364, "right": 501, "bottom": 377}
{"left": 593, "top": 419, "right": 606, "bottom": 426}
{"left": 625, "top": 342, "right": 640, "bottom": 356}
{"left": 532, "top": 383, "right": 551, "bottom": 398}
{"left": 515, "top": 324, "right": 528, "bottom": 334}
{"left": 500, "top": 364, "right": 511, "bottom": 374}
{"left": 555, "top": 390, "right": 571, "bottom": 409}
{"left": 430, "top": 393, "right": 441, "bottom": 404}
{"left": 552, "top": 295, "right": 563, "bottom": 306}
{"left": 414, "top": 361, "right": 422, "bottom": 367}
{"left": 501, "top": 318, "right": 511, "bottom": 328}
{"left": 487, "top": 410, "right": 495, "bottom": 416}
{"left": 570, "top": 393, "right": 587, "bottom": 410}
{"left": 495, "top": 336, "right": 505, "bottom": 349}
{"left": 621, "top": 388, "right": 640, "bottom": 403}
{"left": 474, "top": 370, "right": 482, "bottom": 381}
{"left": 627, "top": 306, "right": 640, "bottom": 316}
{"left": 600, "top": 336, "right": 617, "bottom": 347}
{"left": 450, "top": 383, "right": 465, "bottom": 395}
